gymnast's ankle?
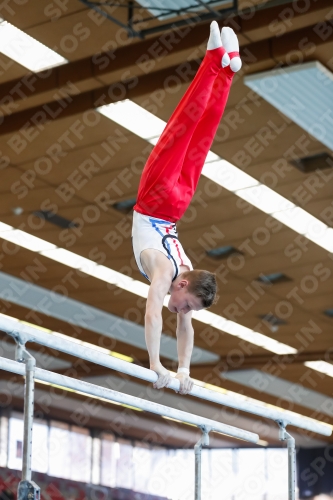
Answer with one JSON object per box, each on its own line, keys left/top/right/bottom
{"left": 207, "top": 20, "right": 230, "bottom": 68}
{"left": 221, "top": 26, "right": 242, "bottom": 72}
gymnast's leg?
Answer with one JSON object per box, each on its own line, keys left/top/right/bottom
{"left": 134, "top": 21, "right": 230, "bottom": 221}
{"left": 175, "top": 27, "right": 242, "bottom": 218}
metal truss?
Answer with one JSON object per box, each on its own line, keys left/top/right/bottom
{"left": 79, "top": 0, "right": 238, "bottom": 39}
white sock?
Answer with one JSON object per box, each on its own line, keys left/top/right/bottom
{"left": 207, "top": 21, "right": 230, "bottom": 67}
{"left": 207, "top": 21, "right": 222, "bottom": 50}
{"left": 221, "top": 27, "right": 242, "bottom": 72}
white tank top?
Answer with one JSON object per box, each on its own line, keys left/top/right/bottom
{"left": 132, "top": 210, "right": 193, "bottom": 282}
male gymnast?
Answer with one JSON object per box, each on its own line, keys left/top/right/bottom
{"left": 132, "top": 22, "right": 242, "bottom": 395}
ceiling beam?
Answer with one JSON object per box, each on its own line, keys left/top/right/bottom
{"left": 0, "top": 0, "right": 331, "bottom": 108}
{"left": 0, "top": 22, "right": 332, "bottom": 136}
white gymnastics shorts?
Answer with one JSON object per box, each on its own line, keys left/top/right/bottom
{"left": 132, "top": 210, "right": 193, "bottom": 282}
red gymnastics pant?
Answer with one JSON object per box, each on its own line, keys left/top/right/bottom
{"left": 134, "top": 47, "right": 234, "bottom": 223}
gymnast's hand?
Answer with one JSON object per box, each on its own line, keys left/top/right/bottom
{"left": 151, "top": 362, "right": 171, "bottom": 390}
{"left": 175, "top": 373, "right": 193, "bottom": 395}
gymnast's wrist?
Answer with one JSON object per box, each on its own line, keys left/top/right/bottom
{"left": 177, "top": 367, "right": 190, "bottom": 376}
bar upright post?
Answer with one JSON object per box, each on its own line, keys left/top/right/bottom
{"left": 278, "top": 420, "right": 296, "bottom": 500}
{"left": 15, "top": 340, "right": 41, "bottom": 500}
{"left": 194, "top": 426, "right": 210, "bottom": 500}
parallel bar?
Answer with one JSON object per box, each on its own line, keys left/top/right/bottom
{"left": 1, "top": 317, "right": 331, "bottom": 436}
{"left": 0, "top": 357, "right": 258, "bottom": 444}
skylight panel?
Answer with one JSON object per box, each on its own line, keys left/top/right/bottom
{"left": 0, "top": 18, "right": 67, "bottom": 71}
{"left": 244, "top": 62, "right": 333, "bottom": 151}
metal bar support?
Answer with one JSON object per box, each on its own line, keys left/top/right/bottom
{"left": 79, "top": 0, "right": 143, "bottom": 38}
{"left": 277, "top": 420, "right": 296, "bottom": 500}
{"left": 0, "top": 356, "right": 258, "bottom": 444}
{"left": 14, "top": 339, "right": 40, "bottom": 500}
{"left": 127, "top": 0, "right": 134, "bottom": 37}
{"left": 194, "top": 426, "right": 210, "bottom": 500}
{"left": 196, "top": 0, "right": 224, "bottom": 18}
{"left": 1, "top": 318, "right": 331, "bottom": 438}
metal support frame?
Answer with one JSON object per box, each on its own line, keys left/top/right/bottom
{"left": 194, "top": 426, "right": 210, "bottom": 500}
{"left": 1, "top": 317, "right": 330, "bottom": 438}
{"left": 14, "top": 337, "right": 40, "bottom": 500}
{"left": 277, "top": 420, "right": 296, "bottom": 500}
{"left": 0, "top": 344, "right": 258, "bottom": 498}
{"left": 0, "top": 355, "right": 258, "bottom": 444}
{"left": 0, "top": 319, "right": 331, "bottom": 500}
{"left": 79, "top": 0, "right": 237, "bottom": 38}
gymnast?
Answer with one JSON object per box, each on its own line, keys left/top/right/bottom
{"left": 132, "top": 22, "right": 242, "bottom": 395}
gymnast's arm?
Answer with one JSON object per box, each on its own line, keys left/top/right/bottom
{"left": 145, "top": 264, "right": 173, "bottom": 390}
{"left": 176, "top": 311, "right": 194, "bottom": 395}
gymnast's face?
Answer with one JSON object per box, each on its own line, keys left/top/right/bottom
{"left": 168, "top": 282, "right": 203, "bottom": 314}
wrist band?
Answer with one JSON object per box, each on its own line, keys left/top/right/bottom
{"left": 177, "top": 367, "right": 190, "bottom": 375}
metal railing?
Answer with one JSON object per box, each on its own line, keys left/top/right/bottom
{"left": 0, "top": 315, "right": 332, "bottom": 500}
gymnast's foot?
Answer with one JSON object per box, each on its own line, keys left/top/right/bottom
{"left": 207, "top": 20, "right": 230, "bottom": 68}
{"left": 221, "top": 26, "right": 242, "bottom": 72}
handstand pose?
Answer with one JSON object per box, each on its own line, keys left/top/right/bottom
{"left": 132, "top": 23, "right": 242, "bottom": 394}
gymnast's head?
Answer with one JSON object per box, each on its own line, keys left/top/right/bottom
{"left": 168, "top": 270, "right": 217, "bottom": 314}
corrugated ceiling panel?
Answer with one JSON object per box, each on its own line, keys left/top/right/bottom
{"left": 136, "top": 0, "right": 228, "bottom": 19}
{"left": 244, "top": 61, "right": 333, "bottom": 151}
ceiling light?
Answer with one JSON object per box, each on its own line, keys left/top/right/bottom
{"left": 273, "top": 207, "right": 328, "bottom": 236}
{"left": 0, "top": 222, "right": 13, "bottom": 232}
{"left": 1, "top": 229, "right": 56, "bottom": 252}
{"left": 304, "top": 361, "right": 333, "bottom": 379}
{"left": 205, "top": 151, "right": 220, "bottom": 163}
{"left": 97, "top": 100, "right": 165, "bottom": 143}
{"left": 87, "top": 265, "right": 150, "bottom": 297}
{"left": 203, "top": 159, "right": 259, "bottom": 191}
{"left": 236, "top": 185, "right": 294, "bottom": 213}
{"left": 0, "top": 18, "right": 67, "bottom": 71}
{"left": 192, "top": 310, "right": 296, "bottom": 355}
{"left": 41, "top": 247, "right": 95, "bottom": 270}
{"left": 244, "top": 61, "right": 333, "bottom": 151}
{"left": 305, "top": 227, "right": 333, "bottom": 252}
